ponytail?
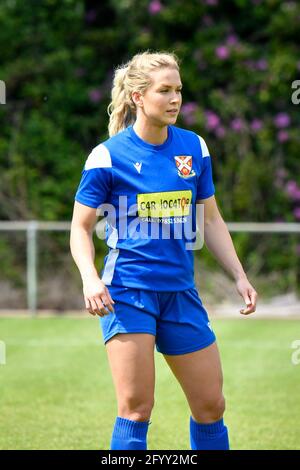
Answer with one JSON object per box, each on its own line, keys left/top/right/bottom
{"left": 107, "top": 66, "right": 136, "bottom": 137}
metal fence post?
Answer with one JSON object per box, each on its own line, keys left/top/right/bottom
{"left": 27, "top": 221, "right": 38, "bottom": 316}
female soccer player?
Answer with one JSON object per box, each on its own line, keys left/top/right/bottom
{"left": 70, "top": 51, "right": 257, "bottom": 450}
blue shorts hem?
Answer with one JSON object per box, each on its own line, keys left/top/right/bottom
{"left": 156, "top": 336, "right": 216, "bottom": 356}
{"left": 103, "top": 328, "right": 156, "bottom": 344}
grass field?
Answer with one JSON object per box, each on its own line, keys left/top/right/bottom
{"left": 0, "top": 316, "right": 299, "bottom": 450}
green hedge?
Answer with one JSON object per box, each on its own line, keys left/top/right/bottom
{"left": 0, "top": 0, "right": 299, "bottom": 292}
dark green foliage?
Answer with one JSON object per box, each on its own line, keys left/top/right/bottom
{"left": 0, "top": 0, "right": 299, "bottom": 297}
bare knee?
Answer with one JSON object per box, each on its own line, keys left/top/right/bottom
{"left": 192, "top": 395, "right": 226, "bottom": 424}
{"left": 118, "top": 396, "right": 155, "bottom": 422}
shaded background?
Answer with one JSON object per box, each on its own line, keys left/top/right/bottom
{"left": 0, "top": 0, "right": 299, "bottom": 310}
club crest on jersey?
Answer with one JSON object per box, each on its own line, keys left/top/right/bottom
{"left": 174, "top": 156, "right": 196, "bottom": 178}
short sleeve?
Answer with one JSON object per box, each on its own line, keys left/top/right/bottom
{"left": 75, "top": 143, "right": 112, "bottom": 208}
{"left": 196, "top": 135, "right": 215, "bottom": 200}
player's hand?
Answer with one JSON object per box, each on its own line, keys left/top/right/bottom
{"left": 235, "top": 277, "right": 258, "bottom": 315}
{"left": 82, "top": 275, "right": 115, "bottom": 317}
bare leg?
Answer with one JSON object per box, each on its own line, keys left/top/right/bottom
{"left": 163, "top": 342, "right": 229, "bottom": 449}
{"left": 105, "top": 333, "right": 156, "bottom": 449}
{"left": 163, "top": 342, "right": 225, "bottom": 423}
{"left": 106, "top": 333, "right": 156, "bottom": 421}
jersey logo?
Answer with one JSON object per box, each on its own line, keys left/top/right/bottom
{"left": 137, "top": 190, "right": 192, "bottom": 218}
{"left": 133, "top": 162, "right": 142, "bottom": 174}
{"left": 174, "top": 156, "right": 196, "bottom": 178}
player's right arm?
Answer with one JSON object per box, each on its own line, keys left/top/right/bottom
{"left": 70, "top": 201, "right": 115, "bottom": 317}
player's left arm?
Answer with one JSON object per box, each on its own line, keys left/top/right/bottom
{"left": 196, "top": 195, "right": 258, "bottom": 315}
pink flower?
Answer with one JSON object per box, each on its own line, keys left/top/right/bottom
{"left": 89, "top": 88, "right": 102, "bottom": 103}
{"left": 215, "top": 126, "right": 226, "bottom": 138}
{"left": 181, "top": 102, "right": 197, "bottom": 115}
{"left": 181, "top": 102, "right": 198, "bottom": 125}
{"left": 205, "top": 0, "right": 218, "bottom": 5}
{"left": 277, "top": 130, "right": 289, "bottom": 143}
{"left": 231, "top": 118, "right": 244, "bottom": 132}
{"left": 285, "top": 181, "right": 300, "bottom": 201}
{"left": 274, "top": 113, "right": 290, "bottom": 128}
{"left": 148, "top": 0, "right": 162, "bottom": 14}
{"left": 184, "top": 115, "right": 197, "bottom": 125}
{"left": 256, "top": 58, "right": 268, "bottom": 70}
{"left": 286, "top": 180, "right": 297, "bottom": 193}
{"left": 293, "top": 207, "right": 300, "bottom": 220}
{"left": 205, "top": 110, "right": 220, "bottom": 130}
{"left": 292, "top": 188, "right": 300, "bottom": 201}
{"left": 215, "top": 45, "right": 230, "bottom": 60}
{"left": 226, "top": 34, "right": 238, "bottom": 46}
{"left": 250, "top": 119, "right": 263, "bottom": 132}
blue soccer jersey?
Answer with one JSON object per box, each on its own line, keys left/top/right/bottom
{"left": 75, "top": 124, "right": 215, "bottom": 291}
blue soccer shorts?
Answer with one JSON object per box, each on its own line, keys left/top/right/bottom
{"left": 99, "top": 285, "right": 216, "bottom": 355}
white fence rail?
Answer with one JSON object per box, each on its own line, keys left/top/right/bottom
{"left": 0, "top": 221, "right": 300, "bottom": 315}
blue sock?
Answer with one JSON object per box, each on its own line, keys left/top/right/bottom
{"left": 190, "top": 416, "right": 230, "bottom": 450}
{"left": 110, "top": 416, "right": 151, "bottom": 450}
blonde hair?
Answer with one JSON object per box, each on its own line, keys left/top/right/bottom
{"left": 107, "top": 50, "right": 180, "bottom": 137}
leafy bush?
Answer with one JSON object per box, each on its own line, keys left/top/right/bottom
{"left": 0, "top": 0, "right": 299, "bottom": 297}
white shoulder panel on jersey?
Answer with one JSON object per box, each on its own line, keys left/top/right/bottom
{"left": 84, "top": 144, "right": 112, "bottom": 170}
{"left": 197, "top": 135, "right": 210, "bottom": 158}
